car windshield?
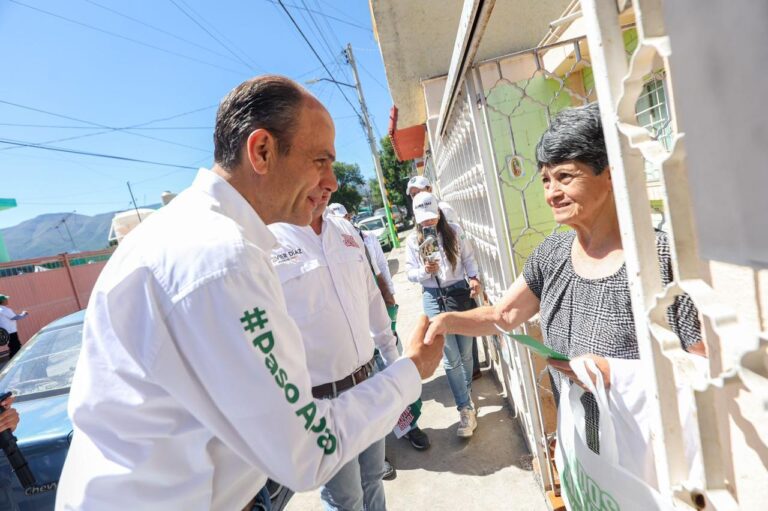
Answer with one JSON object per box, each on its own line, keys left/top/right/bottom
{"left": 359, "top": 218, "right": 385, "bottom": 230}
{"left": 0, "top": 323, "right": 83, "bottom": 400}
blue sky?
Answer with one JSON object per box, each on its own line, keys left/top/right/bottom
{"left": 0, "top": 0, "right": 393, "bottom": 228}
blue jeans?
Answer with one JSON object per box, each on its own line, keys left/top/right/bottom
{"left": 252, "top": 485, "right": 272, "bottom": 511}
{"left": 422, "top": 284, "right": 474, "bottom": 410}
{"left": 320, "top": 437, "right": 386, "bottom": 511}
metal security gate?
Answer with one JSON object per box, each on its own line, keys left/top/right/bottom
{"left": 422, "top": 0, "right": 768, "bottom": 507}
{"left": 426, "top": 19, "right": 683, "bottom": 499}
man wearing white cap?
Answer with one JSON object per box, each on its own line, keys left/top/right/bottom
{"left": 269, "top": 198, "right": 403, "bottom": 510}
{"left": 405, "top": 175, "right": 459, "bottom": 225}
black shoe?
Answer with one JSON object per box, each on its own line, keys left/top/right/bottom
{"left": 382, "top": 458, "right": 397, "bottom": 481}
{"left": 472, "top": 369, "right": 482, "bottom": 381}
{"left": 404, "top": 427, "right": 431, "bottom": 451}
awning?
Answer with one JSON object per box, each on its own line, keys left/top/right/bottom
{"left": 388, "top": 105, "right": 426, "bottom": 162}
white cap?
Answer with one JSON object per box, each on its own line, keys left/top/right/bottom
{"left": 327, "top": 203, "right": 348, "bottom": 217}
{"left": 412, "top": 191, "right": 439, "bottom": 224}
{"left": 406, "top": 175, "right": 431, "bottom": 195}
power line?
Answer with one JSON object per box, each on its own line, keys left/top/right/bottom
{"left": 357, "top": 58, "right": 390, "bottom": 93}
{"left": 0, "top": 123, "right": 213, "bottom": 130}
{"left": 275, "top": 0, "right": 362, "bottom": 120}
{"left": 0, "top": 100, "right": 215, "bottom": 153}
{"left": 82, "top": 0, "right": 244, "bottom": 66}
{"left": 0, "top": 137, "right": 199, "bottom": 170}
{"left": 311, "top": 0, "right": 352, "bottom": 83}
{"left": 7, "top": 0, "right": 246, "bottom": 75}
{"left": 298, "top": 0, "right": 339, "bottom": 69}
{"left": 264, "top": 0, "right": 371, "bottom": 31}
{"left": 167, "top": 0, "right": 261, "bottom": 73}
{"left": 177, "top": 0, "right": 263, "bottom": 71}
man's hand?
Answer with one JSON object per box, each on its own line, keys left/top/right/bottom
{"left": 548, "top": 354, "right": 611, "bottom": 391}
{"left": 424, "top": 313, "right": 450, "bottom": 346}
{"left": 0, "top": 395, "right": 18, "bottom": 433}
{"left": 424, "top": 259, "right": 440, "bottom": 275}
{"left": 468, "top": 278, "right": 482, "bottom": 299}
{"left": 405, "top": 315, "right": 444, "bottom": 379}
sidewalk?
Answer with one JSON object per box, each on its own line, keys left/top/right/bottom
{"left": 286, "top": 236, "right": 546, "bottom": 511}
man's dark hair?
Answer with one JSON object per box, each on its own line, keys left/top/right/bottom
{"left": 535, "top": 102, "right": 609, "bottom": 175}
{"left": 213, "top": 75, "right": 306, "bottom": 169}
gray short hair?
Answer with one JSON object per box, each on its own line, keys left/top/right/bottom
{"left": 213, "top": 75, "right": 306, "bottom": 170}
{"left": 535, "top": 103, "right": 608, "bottom": 175}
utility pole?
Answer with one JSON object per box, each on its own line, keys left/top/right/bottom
{"left": 58, "top": 211, "right": 79, "bottom": 252}
{"left": 126, "top": 181, "right": 143, "bottom": 223}
{"left": 344, "top": 44, "right": 400, "bottom": 248}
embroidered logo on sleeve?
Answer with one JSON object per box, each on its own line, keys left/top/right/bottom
{"left": 341, "top": 234, "right": 359, "bottom": 248}
{"left": 241, "top": 306, "right": 337, "bottom": 455}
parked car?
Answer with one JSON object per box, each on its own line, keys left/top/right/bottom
{"left": 373, "top": 207, "right": 411, "bottom": 230}
{"left": 357, "top": 215, "right": 393, "bottom": 251}
{"left": 0, "top": 309, "right": 84, "bottom": 509}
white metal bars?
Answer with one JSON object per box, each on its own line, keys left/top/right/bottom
{"left": 580, "top": 0, "right": 767, "bottom": 507}
{"left": 430, "top": 74, "right": 559, "bottom": 493}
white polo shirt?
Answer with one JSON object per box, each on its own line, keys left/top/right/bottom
{"left": 0, "top": 306, "right": 21, "bottom": 334}
{"left": 438, "top": 201, "right": 459, "bottom": 225}
{"left": 361, "top": 230, "right": 395, "bottom": 297}
{"left": 405, "top": 222, "right": 479, "bottom": 288}
{"left": 56, "top": 169, "right": 421, "bottom": 511}
{"left": 269, "top": 214, "right": 399, "bottom": 386}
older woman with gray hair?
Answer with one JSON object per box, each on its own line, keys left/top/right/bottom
{"left": 424, "top": 102, "right": 705, "bottom": 451}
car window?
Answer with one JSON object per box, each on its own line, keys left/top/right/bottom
{"left": 0, "top": 323, "right": 83, "bottom": 399}
{"left": 360, "top": 218, "right": 385, "bottom": 230}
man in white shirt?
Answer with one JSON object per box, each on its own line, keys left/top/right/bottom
{"left": 270, "top": 200, "right": 400, "bottom": 510}
{"left": 329, "top": 203, "right": 432, "bottom": 453}
{"left": 56, "top": 75, "right": 444, "bottom": 511}
{"left": 0, "top": 294, "right": 30, "bottom": 359}
{"left": 405, "top": 175, "right": 459, "bottom": 225}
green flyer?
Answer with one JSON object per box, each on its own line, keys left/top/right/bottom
{"left": 505, "top": 333, "right": 570, "bottom": 361}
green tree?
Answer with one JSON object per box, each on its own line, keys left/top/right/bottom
{"left": 332, "top": 161, "right": 364, "bottom": 213}
{"left": 378, "top": 135, "right": 413, "bottom": 209}
{"left": 368, "top": 178, "right": 384, "bottom": 209}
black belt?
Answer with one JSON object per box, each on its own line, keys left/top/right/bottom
{"left": 312, "top": 359, "right": 375, "bottom": 399}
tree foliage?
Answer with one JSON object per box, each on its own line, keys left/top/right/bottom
{"left": 378, "top": 135, "right": 412, "bottom": 209}
{"left": 331, "top": 161, "right": 364, "bottom": 212}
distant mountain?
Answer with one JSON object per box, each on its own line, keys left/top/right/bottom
{"left": 1, "top": 205, "right": 160, "bottom": 261}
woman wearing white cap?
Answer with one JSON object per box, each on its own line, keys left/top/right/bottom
{"left": 405, "top": 192, "right": 482, "bottom": 438}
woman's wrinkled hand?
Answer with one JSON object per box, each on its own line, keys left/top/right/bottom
{"left": 548, "top": 354, "right": 611, "bottom": 391}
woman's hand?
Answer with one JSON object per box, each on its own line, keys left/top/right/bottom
{"left": 424, "top": 259, "right": 440, "bottom": 275}
{"left": 548, "top": 354, "right": 611, "bottom": 391}
{"left": 468, "top": 278, "right": 482, "bottom": 299}
{"left": 424, "top": 313, "right": 450, "bottom": 346}
{"left": 0, "top": 394, "right": 19, "bottom": 433}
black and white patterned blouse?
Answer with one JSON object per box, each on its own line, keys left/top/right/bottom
{"left": 523, "top": 229, "right": 701, "bottom": 452}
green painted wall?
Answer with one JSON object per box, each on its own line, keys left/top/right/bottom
{"left": 483, "top": 30, "right": 641, "bottom": 274}
{"left": 484, "top": 75, "right": 577, "bottom": 272}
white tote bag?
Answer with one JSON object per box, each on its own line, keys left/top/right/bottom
{"left": 554, "top": 359, "right": 673, "bottom": 511}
